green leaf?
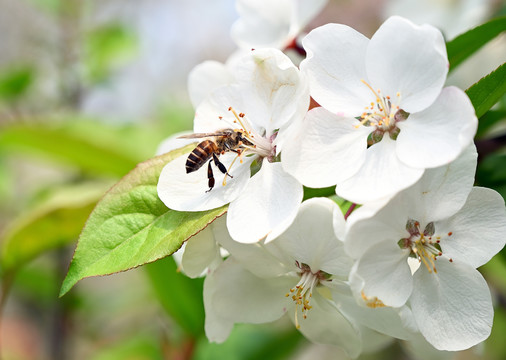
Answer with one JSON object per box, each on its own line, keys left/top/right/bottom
{"left": 0, "top": 120, "right": 166, "bottom": 177}
{"left": 302, "top": 186, "right": 335, "bottom": 201}
{"left": 243, "top": 328, "right": 303, "bottom": 360}
{"left": 60, "top": 145, "right": 227, "bottom": 296}
{"left": 144, "top": 257, "right": 205, "bottom": 337}
{"left": 193, "top": 325, "right": 303, "bottom": 360}
{"left": 476, "top": 151, "right": 506, "bottom": 201}
{"left": 466, "top": 63, "right": 506, "bottom": 118}
{"left": 447, "top": 16, "right": 506, "bottom": 71}
{"left": 0, "top": 65, "right": 34, "bottom": 101}
{"left": 476, "top": 110, "right": 506, "bottom": 138}
{"left": 1, "top": 182, "right": 110, "bottom": 272}
{"left": 85, "top": 24, "right": 137, "bottom": 83}
{"left": 90, "top": 335, "right": 163, "bottom": 360}
{"left": 485, "top": 306, "right": 506, "bottom": 360}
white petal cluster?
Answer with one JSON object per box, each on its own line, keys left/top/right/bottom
{"left": 282, "top": 16, "right": 478, "bottom": 203}
{"left": 156, "top": 4, "right": 506, "bottom": 357}
{"left": 158, "top": 47, "right": 308, "bottom": 243}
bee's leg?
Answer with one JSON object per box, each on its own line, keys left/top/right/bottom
{"left": 228, "top": 148, "right": 244, "bottom": 163}
{"left": 213, "top": 153, "right": 233, "bottom": 179}
{"left": 206, "top": 160, "right": 215, "bottom": 193}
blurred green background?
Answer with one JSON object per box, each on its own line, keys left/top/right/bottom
{"left": 0, "top": 0, "right": 505, "bottom": 359}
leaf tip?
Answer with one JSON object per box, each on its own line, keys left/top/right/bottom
{"left": 59, "top": 273, "right": 77, "bottom": 297}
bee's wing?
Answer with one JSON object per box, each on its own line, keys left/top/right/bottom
{"left": 177, "top": 132, "right": 229, "bottom": 139}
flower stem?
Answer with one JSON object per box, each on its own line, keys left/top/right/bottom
{"left": 344, "top": 203, "right": 357, "bottom": 220}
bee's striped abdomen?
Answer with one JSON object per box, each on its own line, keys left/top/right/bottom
{"left": 185, "top": 140, "right": 217, "bottom": 173}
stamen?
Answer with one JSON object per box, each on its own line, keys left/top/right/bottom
{"left": 288, "top": 266, "right": 322, "bottom": 329}
{"left": 361, "top": 291, "right": 386, "bottom": 308}
{"left": 229, "top": 107, "right": 252, "bottom": 138}
{"left": 355, "top": 112, "right": 377, "bottom": 128}
{"left": 360, "top": 79, "right": 389, "bottom": 120}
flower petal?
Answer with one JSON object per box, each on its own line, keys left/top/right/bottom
{"left": 181, "top": 216, "right": 225, "bottom": 278}
{"left": 353, "top": 241, "right": 413, "bottom": 307}
{"left": 204, "top": 269, "right": 234, "bottom": 342}
{"left": 344, "top": 194, "right": 409, "bottom": 259}
{"left": 273, "top": 198, "right": 353, "bottom": 277}
{"left": 208, "top": 257, "right": 293, "bottom": 324}
{"left": 295, "top": 291, "right": 362, "bottom": 358}
{"left": 402, "top": 143, "right": 477, "bottom": 223}
{"left": 188, "top": 60, "right": 234, "bottom": 108}
{"left": 401, "top": 332, "right": 457, "bottom": 360}
{"left": 194, "top": 50, "right": 308, "bottom": 137}
{"left": 235, "top": 48, "right": 310, "bottom": 133}
{"left": 281, "top": 107, "right": 371, "bottom": 188}
{"left": 336, "top": 136, "right": 424, "bottom": 204}
{"left": 396, "top": 87, "right": 477, "bottom": 169}
{"left": 231, "top": 0, "right": 293, "bottom": 49}
{"left": 366, "top": 16, "right": 448, "bottom": 113}
{"left": 227, "top": 161, "right": 303, "bottom": 243}
{"left": 157, "top": 153, "right": 253, "bottom": 211}
{"left": 292, "top": 0, "right": 328, "bottom": 33}
{"left": 300, "top": 23, "right": 371, "bottom": 115}
{"left": 410, "top": 259, "right": 493, "bottom": 351}
{"left": 333, "top": 288, "right": 413, "bottom": 340}
{"left": 193, "top": 84, "right": 260, "bottom": 134}
{"left": 215, "top": 219, "right": 290, "bottom": 278}
{"left": 437, "top": 187, "right": 506, "bottom": 268}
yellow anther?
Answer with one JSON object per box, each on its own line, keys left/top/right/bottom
{"left": 361, "top": 291, "right": 386, "bottom": 308}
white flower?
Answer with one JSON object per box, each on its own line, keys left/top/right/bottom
{"left": 204, "top": 198, "right": 413, "bottom": 355}
{"left": 282, "top": 16, "right": 477, "bottom": 204}
{"left": 231, "top": 0, "right": 328, "bottom": 50}
{"left": 171, "top": 215, "right": 230, "bottom": 279}
{"left": 204, "top": 198, "right": 361, "bottom": 357}
{"left": 344, "top": 145, "right": 506, "bottom": 351}
{"left": 187, "top": 58, "right": 237, "bottom": 109}
{"left": 157, "top": 48, "right": 308, "bottom": 243}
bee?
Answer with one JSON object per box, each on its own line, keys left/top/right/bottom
{"left": 178, "top": 129, "right": 251, "bottom": 192}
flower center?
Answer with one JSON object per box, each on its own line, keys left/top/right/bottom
{"left": 216, "top": 107, "right": 277, "bottom": 186}
{"left": 399, "top": 219, "right": 454, "bottom": 274}
{"left": 285, "top": 262, "right": 328, "bottom": 329}
{"left": 227, "top": 107, "right": 276, "bottom": 159}
{"left": 361, "top": 291, "right": 386, "bottom": 308}
{"left": 356, "top": 80, "right": 408, "bottom": 144}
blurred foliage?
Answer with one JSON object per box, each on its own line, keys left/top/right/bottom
{"left": 13, "top": 263, "right": 61, "bottom": 306}
{"left": 0, "top": 119, "right": 168, "bottom": 177}
{"left": 84, "top": 24, "right": 138, "bottom": 84}
{"left": 476, "top": 152, "right": 506, "bottom": 199}
{"left": 26, "top": 0, "right": 61, "bottom": 13}
{"left": 193, "top": 324, "right": 303, "bottom": 360}
{"left": 90, "top": 335, "right": 164, "bottom": 360}
{"left": 476, "top": 110, "right": 506, "bottom": 138}
{"left": 0, "top": 156, "right": 9, "bottom": 203}
{"left": 144, "top": 257, "right": 205, "bottom": 338}
{"left": 1, "top": 181, "right": 111, "bottom": 273}
{"left": 0, "top": 65, "right": 35, "bottom": 102}
{"left": 485, "top": 307, "right": 506, "bottom": 360}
